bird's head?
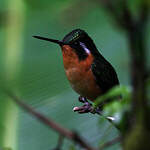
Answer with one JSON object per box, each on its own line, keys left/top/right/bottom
{"left": 33, "top": 29, "right": 98, "bottom": 60}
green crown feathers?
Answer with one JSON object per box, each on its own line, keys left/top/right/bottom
{"left": 63, "top": 29, "right": 86, "bottom": 44}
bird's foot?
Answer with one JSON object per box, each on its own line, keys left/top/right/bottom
{"left": 73, "top": 96, "right": 102, "bottom": 114}
{"left": 73, "top": 103, "right": 102, "bottom": 114}
{"left": 73, "top": 102, "right": 93, "bottom": 114}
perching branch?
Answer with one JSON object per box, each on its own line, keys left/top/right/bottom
{"left": 4, "top": 90, "right": 97, "bottom": 150}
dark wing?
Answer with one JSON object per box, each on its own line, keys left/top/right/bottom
{"left": 91, "top": 57, "right": 119, "bottom": 93}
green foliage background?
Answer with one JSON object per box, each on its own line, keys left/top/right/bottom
{"left": 0, "top": 0, "right": 149, "bottom": 150}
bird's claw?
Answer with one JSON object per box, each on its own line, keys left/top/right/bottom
{"left": 74, "top": 96, "right": 102, "bottom": 114}
{"left": 73, "top": 102, "right": 93, "bottom": 114}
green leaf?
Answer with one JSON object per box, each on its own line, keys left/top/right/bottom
{"left": 93, "top": 85, "right": 131, "bottom": 108}
{"left": 93, "top": 85, "right": 132, "bottom": 131}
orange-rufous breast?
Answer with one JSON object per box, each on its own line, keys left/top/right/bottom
{"left": 61, "top": 45, "right": 102, "bottom": 101}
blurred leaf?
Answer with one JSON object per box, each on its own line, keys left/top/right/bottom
{"left": 24, "top": 0, "right": 71, "bottom": 11}
{"left": 68, "top": 144, "right": 76, "bottom": 150}
{"left": 58, "top": 0, "right": 95, "bottom": 26}
{"left": 146, "top": 78, "right": 150, "bottom": 86}
{"left": 93, "top": 85, "right": 132, "bottom": 133}
{"left": 0, "top": 147, "right": 12, "bottom": 150}
{"left": 94, "top": 85, "right": 131, "bottom": 108}
{"left": 127, "top": 0, "right": 150, "bottom": 17}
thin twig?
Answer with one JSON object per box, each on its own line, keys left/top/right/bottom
{"left": 53, "top": 134, "right": 64, "bottom": 150}
{"left": 99, "top": 136, "right": 121, "bottom": 150}
{"left": 4, "top": 90, "right": 97, "bottom": 150}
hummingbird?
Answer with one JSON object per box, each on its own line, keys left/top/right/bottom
{"left": 33, "top": 29, "right": 119, "bottom": 114}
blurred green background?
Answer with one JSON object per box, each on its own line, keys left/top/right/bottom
{"left": 0, "top": 0, "right": 149, "bottom": 150}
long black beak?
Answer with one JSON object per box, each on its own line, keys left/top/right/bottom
{"left": 33, "top": 36, "right": 66, "bottom": 46}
